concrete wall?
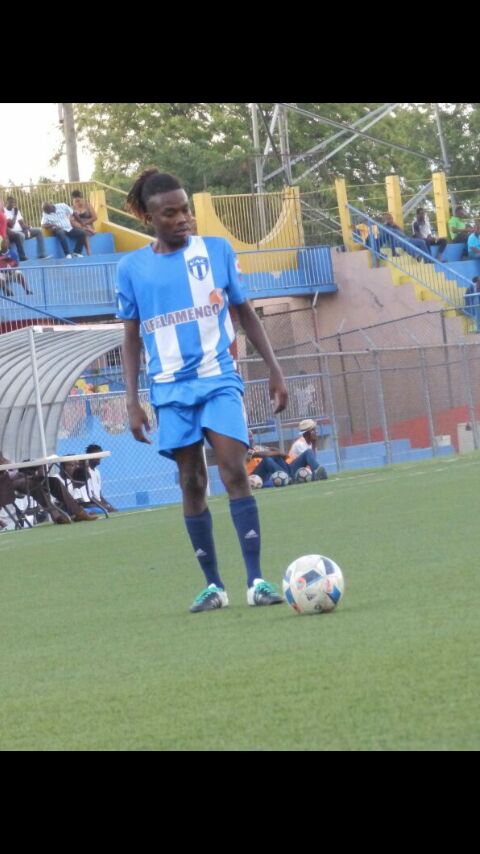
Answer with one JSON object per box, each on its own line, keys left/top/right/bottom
{"left": 315, "top": 249, "right": 467, "bottom": 344}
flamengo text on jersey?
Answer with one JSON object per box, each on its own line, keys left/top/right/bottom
{"left": 143, "top": 301, "right": 221, "bottom": 334}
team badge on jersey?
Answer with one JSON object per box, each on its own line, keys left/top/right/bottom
{"left": 187, "top": 256, "right": 210, "bottom": 281}
{"left": 209, "top": 288, "right": 225, "bottom": 310}
{"left": 235, "top": 257, "right": 243, "bottom": 277}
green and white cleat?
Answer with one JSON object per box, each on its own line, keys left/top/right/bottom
{"left": 190, "top": 584, "right": 229, "bottom": 613}
{"left": 247, "top": 578, "right": 284, "bottom": 606}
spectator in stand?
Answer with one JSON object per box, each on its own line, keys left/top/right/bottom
{"left": 381, "top": 212, "right": 432, "bottom": 261}
{"left": 4, "top": 196, "right": 52, "bottom": 261}
{"left": 75, "top": 444, "right": 118, "bottom": 512}
{"left": 448, "top": 206, "right": 473, "bottom": 254}
{"left": 0, "top": 199, "right": 7, "bottom": 244}
{"left": 464, "top": 276, "right": 480, "bottom": 325}
{"left": 41, "top": 202, "right": 88, "bottom": 259}
{"left": 412, "top": 208, "right": 447, "bottom": 262}
{"left": 70, "top": 190, "right": 97, "bottom": 256}
{"left": 0, "top": 245, "right": 32, "bottom": 296}
{"left": 467, "top": 219, "right": 480, "bottom": 261}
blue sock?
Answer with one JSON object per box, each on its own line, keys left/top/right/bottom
{"left": 229, "top": 496, "right": 262, "bottom": 588}
{"left": 184, "top": 509, "right": 224, "bottom": 589}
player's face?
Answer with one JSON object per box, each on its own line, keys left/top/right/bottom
{"left": 146, "top": 190, "right": 193, "bottom": 248}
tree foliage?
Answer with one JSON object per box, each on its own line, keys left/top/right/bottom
{"left": 72, "top": 103, "right": 480, "bottom": 237}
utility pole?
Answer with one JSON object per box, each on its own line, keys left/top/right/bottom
{"left": 250, "top": 103, "right": 264, "bottom": 194}
{"left": 434, "top": 103, "right": 455, "bottom": 210}
{"left": 278, "top": 105, "right": 292, "bottom": 184}
{"left": 250, "top": 103, "right": 267, "bottom": 240}
{"left": 59, "top": 103, "right": 80, "bottom": 182}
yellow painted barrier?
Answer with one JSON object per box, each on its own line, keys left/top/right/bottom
{"left": 193, "top": 188, "right": 304, "bottom": 273}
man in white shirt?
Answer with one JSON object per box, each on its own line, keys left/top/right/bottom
{"left": 287, "top": 418, "right": 327, "bottom": 479}
{"left": 4, "top": 196, "right": 52, "bottom": 261}
{"left": 412, "top": 208, "right": 447, "bottom": 262}
{"left": 288, "top": 418, "right": 317, "bottom": 459}
{"left": 77, "top": 444, "right": 117, "bottom": 512}
{"left": 41, "top": 201, "right": 88, "bottom": 258}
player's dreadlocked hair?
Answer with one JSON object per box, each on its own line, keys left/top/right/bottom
{"left": 125, "top": 168, "right": 183, "bottom": 223}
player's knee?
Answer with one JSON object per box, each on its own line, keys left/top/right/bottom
{"left": 179, "top": 469, "right": 207, "bottom": 500}
{"left": 218, "top": 459, "right": 248, "bottom": 492}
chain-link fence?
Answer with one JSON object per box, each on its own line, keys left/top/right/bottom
{"left": 53, "top": 339, "right": 480, "bottom": 509}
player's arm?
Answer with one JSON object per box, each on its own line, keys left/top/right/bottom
{"left": 235, "top": 301, "right": 288, "bottom": 414}
{"left": 123, "top": 319, "right": 152, "bottom": 444}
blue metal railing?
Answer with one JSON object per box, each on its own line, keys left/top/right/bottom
{"left": 1, "top": 245, "right": 336, "bottom": 326}
{"left": 236, "top": 245, "right": 336, "bottom": 295}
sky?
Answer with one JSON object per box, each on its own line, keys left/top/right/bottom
{"left": 0, "top": 103, "right": 95, "bottom": 187}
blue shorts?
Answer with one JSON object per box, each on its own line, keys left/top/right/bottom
{"left": 154, "top": 384, "right": 249, "bottom": 459}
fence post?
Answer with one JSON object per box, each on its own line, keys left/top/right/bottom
{"left": 372, "top": 350, "right": 392, "bottom": 465}
{"left": 440, "top": 310, "right": 454, "bottom": 409}
{"left": 419, "top": 346, "right": 437, "bottom": 456}
{"left": 354, "top": 354, "right": 372, "bottom": 443}
{"left": 320, "top": 353, "right": 342, "bottom": 472}
{"left": 275, "top": 414, "right": 285, "bottom": 453}
{"left": 460, "top": 344, "right": 479, "bottom": 449}
{"left": 337, "top": 332, "right": 354, "bottom": 436}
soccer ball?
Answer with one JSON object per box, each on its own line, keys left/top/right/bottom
{"left": 249, "top": 474, "right": 263, "bottom": 489}
{"left": 282, "top": 554, "right": 345, "bottom": 615}
{"left": 294, "top": 466, "right": 313, "bottom": 484}
{"left": 271, "top": 470, "right": 289, "bottom": 487}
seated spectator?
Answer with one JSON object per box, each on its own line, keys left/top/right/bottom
{"left": 352, "top": 221, "right": 380, "bottom": 253}
{"left": 467, "top": 220, "right": 480, "bottom": 260}
{"left": 412, "top": 208, "right": 447, "bottom": 262}
{"left": 4, "top": 196, "right": 52, "bottom": 261}
{"left": 74, "top": 444, "right": 117, "bottom": 512}
{"left": 48, "top": 461, "right": 98, "bottom": 521}
{"left": 70, "top": 190, "right": 97, "bottom": 256}
{"left": 0, "top": 199, "right": 7, "bottom": 244}
{"left": 0, "top": 453, "right": 68, "bottom": 525}
{"left": 448, "top": 205, "right": 473, "bottom": 254}
{"left": 464, "top": 276, "right": 480, "bottom": 321}
{"left": 286, "top": 419, "right": 327, "bottom": 479}
{"left": 246, "top": 432, "right": 290, "bottom": 483}
{"left": 0, "top": 461, "right": 24, "bottom": 527}
{"left": 0, "top": 244, "right": 32, "bottom": 296}
{"left": 41, "top": 201, "right": 87, "bottom": 259}
{"left": 381, "top": 213, "right": 432, "bottom": 261}
{"left": 247, "top": 427, "right": 327, "bottom": 484}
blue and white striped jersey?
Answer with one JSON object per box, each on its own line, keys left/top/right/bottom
{"left": 116, "top": 235, "right": 247, "bottom": 400}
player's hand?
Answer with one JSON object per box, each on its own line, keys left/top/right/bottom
{"left": 269, "top": 368, "right": 288, "bottom": 414}
{"left": 127, "top": 401, "right": 152, "bottom": 444}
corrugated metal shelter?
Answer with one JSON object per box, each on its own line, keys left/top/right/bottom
{"left": 0, "top": 325, "right": 123, "bottom": 460}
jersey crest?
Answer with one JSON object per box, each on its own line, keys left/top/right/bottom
{"left": 187, "top": 255, "right": 210, "bottom": 281}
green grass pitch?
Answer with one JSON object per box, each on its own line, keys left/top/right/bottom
{"left": 1, "top": 453, "right": 479, "bottom": 751}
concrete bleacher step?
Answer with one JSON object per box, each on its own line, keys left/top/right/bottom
{"left": 21, "top": 231, "right": 117, "bottom": 261}
{"left": 20, "top": 251, "right": 128, "bottom": 268}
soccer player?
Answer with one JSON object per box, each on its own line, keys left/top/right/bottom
{"left": 117, "top": 169, "right": 288, "bottom": 613}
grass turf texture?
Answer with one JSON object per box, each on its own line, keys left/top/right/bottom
{"left": 1, "top": 453, "right": 479, "bottom": 751}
